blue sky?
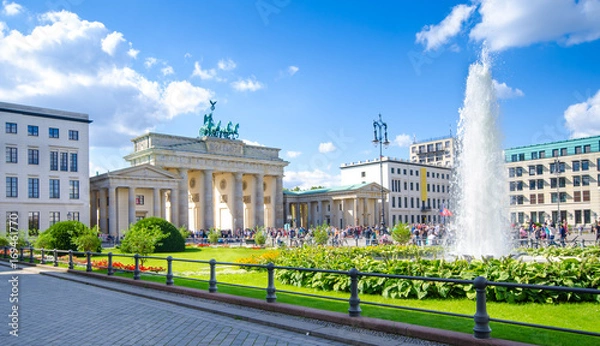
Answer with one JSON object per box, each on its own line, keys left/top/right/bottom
{"left": 1, "top": 0, "right": 600, "bottom": 188}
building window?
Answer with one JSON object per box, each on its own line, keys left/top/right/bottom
{"left": 582, "top": 160, "right": 589, "bottom": 171}
{"left": 392, "top": 197, "right": 396, "bottom": 208}
{"left": 60, "top": 152, "right": 68, "bottom": 171}
{"left": 552, "top": 149, "right": 559, "bottom": 157}
{"left": 517, "top": 196, "right": 524, "bottom": 205}
{"left": 360, "top": 171, "right": 366, "bottom": 178}
{"left": 519, "top": 153, "right": 525, "bottom": 161}
{"left": 5, "top": 122, "right": 17, "bottom": 133}
{"left": 70, "top": 153, "right": 78, "bottom": 172}
{"left": 559, "top": 177, "right": 565, "bottom": 188}
{"left": 529, "top": 166, "right": 535, "bottom": 175}
{"left": 551, "top": 193, "right": 557, "bottom": 203}
{"left": 50, "top": 151, "right": 58, "bottom": 171}
{"left": 530, "top": 194, "right": 536, "bottom": 204}
{"left": 539, "top": 151, "right": 545, "bottom": 158}
{"left": 538, "top": 193, "right": 544, "bottom": 204}
{"left": 584, "top": 210, "right": 591, "bottom": 224}
{"left": 573, "top": 161, "right": 580, "bottom": 172}
{"left": 511, "top": 154, "right": 517, "bottom": 162}
{"left": 560, "top": 192, "right": 567, "bottom": 203}
{"left": 529, "top": 180, "right": 536, "bottom": 190}
{"left": 583, "top": 144, "right": 591, "bottom": 153}
{"left": 28, "top": 149, "right": 39, "bottom": 165}
{"left": 537, "top": 179, "right": 544, "bottom": 189}
{"left": 49, "top": 127, "right": 59, "bottom": 138}
{"left": 574, "top": 176, "right": 581, "bottom": 186}
{"left": 582, "top": 175, "right": 590, "bottom": 186}
{"left": 575, "top": 210, "right": 582, "bottom": 224}
{"left": 598, "top": 158, "right": 600, "bottom": 171}
{"left": 49, "top": 179, "right": 60, "bottom": 199}
{"left": 516, "top": 167, "right": 523, "bottom": 177}
{"left": 70, "top": 212, "right": 80, "bottom": 221}
{"left": 28, "top": 125, "right": 38, "bottom": 136}
{"left": 574, "top": 191, "right": 581, "bottom": 202}
{"left": 516, "top": 181, "right": 523, "bottom": 191}
{"left": 136, "top": 195, "right": 145, "bottom": 205}
{"left": 49, "top": 212, "right": 60, "bottom": 226}
{"left": 5, "top": 147, "right": 17, "bottom": 163}
{"left": 68, "top": 130, "right": 79, "bottom": 141}
{"left": 536, "top": 165, "right": 543, "bottom": 175}
{"left": 69, "top": 180, "right": 79, "bottom": 199}
{"left": 583, "top": 190, "right": 590, "bottom": 202}
{"left": 28, "top": 212, "right": 40, "bottom": 231}
{"left": 575, "top": 146, "right": 582, "bottom": 154}
{"left": 531, "top": 152, "right": 538, "bottom": 160}
{"left": 28, "top": 178, "right": 39, "bottom": 198}
{"left": 550, "top": 162, "right": 565, "bottom": 173}
{"left": 509, "top": 182, "right": 516, "bottom": 191}
{"left": 560, "top": 148, "right": 567, "bottom": 156}
{"left": 550, "top": 178, "right": 557, "bottom": 188}
{"left": 508, "top": 168, "right": 515, "bottom": 177}
{"left": 6, "top": 177, "right": 18, "bottom": 197}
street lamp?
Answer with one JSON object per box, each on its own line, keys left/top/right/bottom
{"left": 372, "top": 114, "right": 390, "bottom": 230}
{"left": 67, "top": 212, "right": 72, "bottom": 221}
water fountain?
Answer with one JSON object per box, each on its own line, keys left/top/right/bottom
{"left": 450, "top": 49, "right": 512, "bottom": 258}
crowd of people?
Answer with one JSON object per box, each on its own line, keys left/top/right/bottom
{"left": 515, "top": 220, "right": 600, "bottom": 247}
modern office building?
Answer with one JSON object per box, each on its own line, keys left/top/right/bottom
{"left": 409, "top": 135, "right": 455, "bottom": 167}
{"left": 1, "top": 102, "right": 91, "bottom": 233}
{"left": 340, "top": 157, "right": 452, "bottom": 226}
{"left": 505, "top": 135, "right": 600, "bottom": 227}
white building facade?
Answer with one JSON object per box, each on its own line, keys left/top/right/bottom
{"left": 409, "top": 136, "right": 455, "bottom": 168}
{"left": 1, "top": 102, "right": 91, "bottom": 233}
{"left": 340, "top": 157, "right": 452, "bottom": 226}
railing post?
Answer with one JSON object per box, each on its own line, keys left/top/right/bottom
{"left": 107, "top": 252, "right": 114, "bottom": 276}
{"left": 208, "top": 259, "right": 217, "bottom": 293}
{"left": 133, "top": 254, "right": 140, "bottom": 280}
{"left": 348, "top": 268, "right": 361, "bottom": 317}
{"left": 266, "top": 263, "right": 277, "bottom": 302}
{"left": 53, "top": 249, "right": 58, "bottom": 267}
{"left": 473, "top": 276, "right": 492, "bottom": 339}
{"left": 3, "top": 246, "right": 7, "bottom": 259}
{"left": 68, "top": 250, "right": 74, "bottom": 269}
{"left": 29, "top": 246, "right": 34, "bottom": 263}
{"left": 86, "top": 251, "right": 92, "bottom": 272}
{"left": 19, "top": 247, "right": 24, "bottom": 261}
{"left": 41, "top": 248, "right": 45, "bottom": 264}
{"left": 166, "top": 256, "right": 174, "bottom": 286}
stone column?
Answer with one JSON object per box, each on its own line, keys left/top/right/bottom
{"left": 98, "top": 189, "right": 107, "bottom": 233}
{"left": 306, "top": 202, "right": 311, "bottom": 227}
{"left": 171, "top": 189, "right": 179, "bottom": 226}
{"left": 295, "top": 202, "right": 301, "bottom": 228}
{"left": 354, "top": 198, "right": 359, "bottom": 226}
{"left": 128, "top": 186, "right": 136, "bottom": 226}
{"left": 108, "top": 187, "right": 117, "bottom": 238}
{"left": 153, "top": 187, "right": 161, "bottom": 217}
{"left": 317, "top": 200, "right": 323, "bottom": 226}
{"left": 90, "top": 190, "right": 98, "bottom": 228}
{"left": 233, "top": 172, "right": 244, "bottom": 231}
{"left": 255, "top": 174, "right": 265, "bottom": 227}
{"left": 275, "top": 175, "right": 284, "bottom": 228}
{"left": 203, "top": 169, "right": 214, "bottom": 229}
{"left": 177, "top": 169, "right": 188, "bottom": 228}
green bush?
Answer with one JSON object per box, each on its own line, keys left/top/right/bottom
{"left": 130, "top": 217, "right": 185, "bottom": 252}
{"left": 391, "top": 223, "right": 411, "bottom": 244}
{"left": 120, "top": 224, "right": 167, "bottom": 263}
{"left": 72, "top": 226, "right": 102, "bottom": 252}
{"left": 35, "top": 221, "right": 100, "bottom": 252}
{"left": 312, "top": 223, "right": 330, "bottom": 245}
{"left": 208, "top": 228, "right": 220, "bottom": 245}
{"left": 0, "top": 235, "right": 9, "bottom": 247}
{"left": 254, "top": 227, "right": 266, "bottom": 245}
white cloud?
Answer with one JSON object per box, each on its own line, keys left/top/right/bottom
{"left": 318, "top": 142, "right": 336, "bottom": 153}
{"left": 416, "top": 4, "right": 475, "bottom": 51}
{"left": 241, "top": 139, "right": 265, "bottom": 147}
{"left": 127, "top": 48, "right": 139, "bottom": 59}
{"left": 393, "top": 134, "right": 413, "bottom": 147}
{"left": 217, "top": 58, "right": 236, "bottom": 71}
{"left": 492, "top": 80, "right": 524, "bottom": 99}
{"left": 286, "top": 151, "right": 302, "bottom": 158}
{"left": 231, "top": 77, "right": 264, "bottom": 92}
{"left": 2, "top": 1, "right": 22, "bottom": 16}
{"left": 144, "top": 57, "right": 157, "bottom": 68}
{"left": 0, "top": 9, "right": 213, "bottom": 151}
{"left": 101, "top": 31, "right": 125, "bottom": 56}
{"left": 288, "top": 65, "right": 299, "bottom": 76}
{"left": 470, "top": 0, "right": 600, "bottom": 51}
{"left": 184, "top": 52, "right": 192, "bottom": 59}
{"left": 283, "top": 169, "right": 340, "bottom": 189}
{"left": 192, "top": 61, "right": 218, "bottom": 80}
{"left": 564, "top": 89, "right": 600, "bottom": 138}
{"left": 161, "top": 65, "right": 174, "bottom": 76}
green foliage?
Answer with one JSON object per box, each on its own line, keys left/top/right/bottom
{"left": 28, "top": 228, "right": 39, "bottom": 237}
{"left": 274, "top": 245, "right": 600, "bottom": 304}
{"left": 390, "top": 222, "right": 411, "bottom": 244}
{"left": 0, "top": 235, "right": 9, "bottom": 247}
{"left": 72, "top": 226, "right": 102, "bottom": 252}
{"left": 312, "top": 223, "right": 330, "bottom": 245}
{"left": 130, "top": 217, "right": 185, "bottom": 252}
{"left": 254, "top": 227, "right": 266, "bottom": 245}
{"left": 120, "top": 224, "right": 168, "bottom": 264}
{"left": 208, "top": 228, "right": 220, "bottom": 245}
{"left": 35, "top": 221, "right": 98, "bottom": 252}
{"left": 179, "top": 226, "right": 190, "bottom": 241}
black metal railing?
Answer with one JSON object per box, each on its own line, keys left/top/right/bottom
{"left": 2, "top": 246, "right": 599, "bottom": 340}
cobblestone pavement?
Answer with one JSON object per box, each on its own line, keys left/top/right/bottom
{"left": 0, "top": 264, "right": 446, "bottom": 346}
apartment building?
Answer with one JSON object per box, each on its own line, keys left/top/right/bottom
{"left": 1, "top": 102, "right": 91, "bottom": 233}
{"left": 505, "top": 135, "right": 600, "bottom": 227}
{"left": 409, "top": 136, "right": 455, "bottom": 167}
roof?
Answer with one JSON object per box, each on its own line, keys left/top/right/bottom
{"left": 283, "top": 182, "right": 386, "bottom": 196}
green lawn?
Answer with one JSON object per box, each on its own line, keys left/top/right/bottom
{"left": 38, "top": 246, "right": 600, "bottom": 346}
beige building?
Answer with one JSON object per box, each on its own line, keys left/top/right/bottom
{"left": 410, "top": 135, "right": 455, "bottom": 168}
{"left": 90, "top": 132, "right": 288, "bottom": 236}
{"left": 1, "top": 102, "right": 91, "bottom": 233}
{"left": 505, "top": 135, "right": 600, "bottom": 227}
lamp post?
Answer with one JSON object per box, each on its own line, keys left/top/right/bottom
{"left": 372, "top": 114, "right": 390, "bottom": 230}
{"left": 67, "top": 212, "right": 72, "bottom": 221}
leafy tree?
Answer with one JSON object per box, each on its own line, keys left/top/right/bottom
{"left": 254, "top": 226, "right": 266, "bottom": 245}
{"left": 130, "top": 217, "right": 185, "bottom": 252}
{"left": 312, "top": 223, "right": 330, "bottom": 245}
{"left": 120, "top": 224, "right": 167, "bottom": 264}
{"left": 208, "top": 228, "right": 220, "bottom": 245}
{"left": 391, "top": 222, "right": 412, "bottom": 245}
{"left": 178, "top": 226, "right": 190, "bottom": 242}
{"left": 73, "top": 226, "right": 102, "bottom": 252}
